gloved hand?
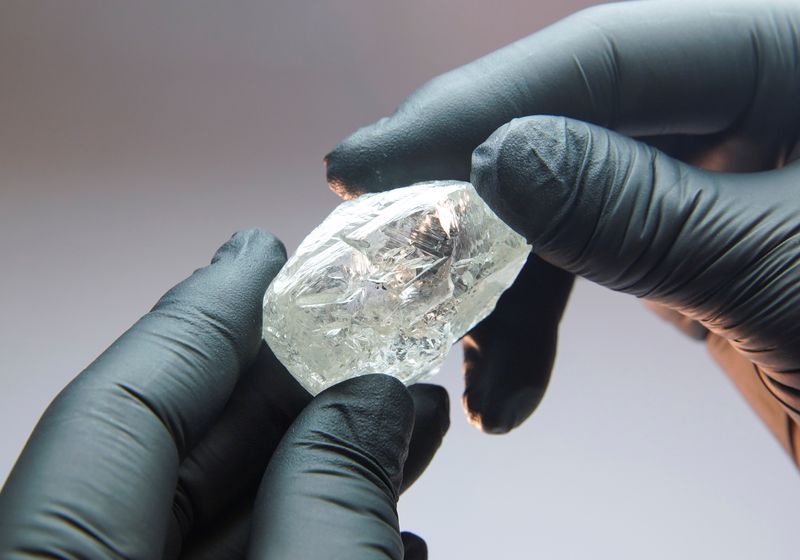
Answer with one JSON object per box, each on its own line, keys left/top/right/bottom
{"left": 0, "top": 229, "right": 450, "bottom": 559}
{"left": 325, "top": 0, "right": 800, "bottom": 463}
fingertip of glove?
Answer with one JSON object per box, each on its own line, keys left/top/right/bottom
{"left": 212, "top": 228, "right": 287, "bottom": 266}
{"left": 462, "top": 384, "right": 544, "bottom": 435}
{"left": 401, "top": 531, "right": 428, "bottom": 560}
{"left": 471, "top": 115, "right": 593, "bottom": 246}
{"left": 324, "top": 139, "right": 375, "bottom": 199}
{"left": 408, "top": 384, "right": 451, "bottom": 436}
{"left": 461, "top": 393, "right": 511, "bottom": 434}
{"left": 310, "top": 374, "right": 415, "bottom": 492}
{"left": 320, "top": 373, "right": 414, "bottom": 414}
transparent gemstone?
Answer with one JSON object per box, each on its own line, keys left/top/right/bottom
{"left": 263, "top": 181, "right": 531, "bottom": 395}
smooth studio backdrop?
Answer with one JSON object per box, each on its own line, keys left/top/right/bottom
{"left": 1, "top": 2, "right": 797, "bottom": 558}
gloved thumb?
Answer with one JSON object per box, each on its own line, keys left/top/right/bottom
{"left": 247, "top": 374, "right": 417, "bottom": 559}
{"left": 473, "top": 115, "right": 745, "bottom": 303}
{"left": 471, "top": 115, "right": 800, "bottom": 375}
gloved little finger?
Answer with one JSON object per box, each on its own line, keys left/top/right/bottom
{"left": 401, "top": 532, "right": 427, "bottom": 560}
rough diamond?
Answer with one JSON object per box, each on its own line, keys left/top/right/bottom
{"left": 263, "top": 181, "right": 531, "bottom": 395}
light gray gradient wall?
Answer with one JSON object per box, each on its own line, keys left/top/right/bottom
{"left": 1, "top": 1, "right": 797, "bottom": 558}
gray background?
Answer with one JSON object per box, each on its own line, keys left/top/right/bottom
{"left": 1, "top": 1, "right": 797, "bottom": 558}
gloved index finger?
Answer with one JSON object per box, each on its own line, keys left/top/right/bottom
{"left": 325, "top": 0, "right": 800, "bottom": 196}
{"left": 0, "top": 229, "right": 286, "bottom": 559}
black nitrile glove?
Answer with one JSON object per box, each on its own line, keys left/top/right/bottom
{"left": 325, "top": 0, "right": 800, "bottom": 462}
{"left": 0, "top": 229, "right": 449, "bottom": 559}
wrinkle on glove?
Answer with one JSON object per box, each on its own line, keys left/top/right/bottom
{"left": 248, "top": 374, "right": 414, "bottom": 560}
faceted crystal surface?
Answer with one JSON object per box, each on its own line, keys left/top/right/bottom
{"left": 263, "top": 181, "right": 531, "bottom": 395}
